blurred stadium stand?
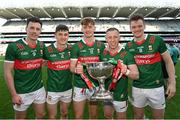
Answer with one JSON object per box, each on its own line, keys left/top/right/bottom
{"left": 0, "top": 5, "right": 180, "bottom": 55}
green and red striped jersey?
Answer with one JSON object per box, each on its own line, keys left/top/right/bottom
{"left": 125, "top": 34, "right": 167, "bottom": 88}
{"left": 71, "top": 39, "right": 105, "bottom": 88}
{"left": 5, "top": 38, "right": 44, "bottom": 94}
{"left": 43, "top": 43, "right": 72, "bottom": 92}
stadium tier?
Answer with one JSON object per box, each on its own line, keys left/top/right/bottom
{"left": 0, "top": 19, "right": 180, "bottom": 43}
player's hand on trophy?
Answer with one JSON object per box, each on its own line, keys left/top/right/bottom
{"left": 109, "top": 80, "right": 117, "bottom": 91}
{"left": 116, "top": 60, "right": 127, "bottom": 75}
{"left": 112, "top": 67, "right": 120, "bottom": 79}
{"left": 75, "top": 61, "right": 84, "bottom": 74}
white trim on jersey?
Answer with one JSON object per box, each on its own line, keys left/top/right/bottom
{"left": 106, "top": 43, "right": 124, "bottom": 53}
{"left": 70, "top": 58, "right": 78, "bottom": 61}
{"left": 22, "top": 38, "right": 37, "bottom": 45}
{"left": 134, "top": 34, "right": 148, "bottom": 42}
{"left": 81, "top": 37, "right": 95, "bottom": 45}
{"left": 53, "top": 42, "right": 67, "bottom": 49}
{"left": 4, "top": 60, "right": 14, "bottom": 63}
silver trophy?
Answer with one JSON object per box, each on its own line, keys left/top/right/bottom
{"left": 86, "top": 62, "right": 114, "bottom": 101}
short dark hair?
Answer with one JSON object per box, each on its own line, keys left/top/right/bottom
{"left": 26, "top": 17, "right": 42, "bottom": 27}
{"left": 106, "top": 27, "right": 120, "bottom": 34}
{"left": 55, "top": 24, "right": 69, "bottom": 33}
{"left": 129, "top": 14, "right": 144, "bottom": 23}
{"left": 80, "top": 17, "right": 95, "bottom": 26}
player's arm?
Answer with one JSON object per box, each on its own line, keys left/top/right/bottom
{"left": 161, "top": 51, "right": 176, "bottom": 99}
{"left": 4, "top": 61, "right": 22, "bottom": 105}
{"left": 70, "top": 59, "right": 78, "bottom": 73}
{"left": 126, "top": 64, "right": 139, "bottom": 80}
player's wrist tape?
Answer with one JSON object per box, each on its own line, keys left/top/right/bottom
{"left": 125, "top": 69, "right": 130, "bottom": 76}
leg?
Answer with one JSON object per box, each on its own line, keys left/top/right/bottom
{"left": 60, "top": 101, "right": 70, "bottom": 119}
{"left": 73, "top": 87, "right": 87, "bottom": 119}
{"left": 47, "top": 103, "right": 57, "bottom": 119}
{"left": 148, "top": 87, "right": 165, "bottom": 119}
{"left": 59, "top": 89, "right": 72, "bottom": 119}
{"left": 13, "top": 93, "right": 33, "bottom": 119}
{"left": 152, "top": 108, "right": 164, "bottom": 119}
{"left": 132, "top": 87, "right": 146, "bottom": 119}
{"left": 15, "top": 111, "right": 27, "bottom": 119}
{"left": 116, "top": 111, "right": 126, "bottom": 119}
{"left": 113, "top": 101, "right": 127, "bottom": 119}
{"left": 133, "top": 106, "right": 144, "bottom": 119}
{"left": 33, "top": 103, "right": 45, "bottom": 119}
{"left": 104, "top": 104, "right": 114, "bottom": 119}
{"left": 33, "top": 87, "right": 46, "bottom": 119}
{"left": 89, "top": 101, "right": 98, "bottom": 119}
{"left": 73, "top": 100, "right": 86, "bottom": 119}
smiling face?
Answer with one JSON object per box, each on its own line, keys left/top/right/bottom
{"left": 55, "top": 30, "right": 69, "bottom": 45}
{"left": 130, "top": 19, "right": 145, "bottom": 39}
{"left": 106, "top": 30, "right": 120, "bottom": 50}
{"left": 82, "top": 23, "right": 95, "bottom": 38}
{"left": 26, "top": 22, "right": 42, "bottom": 41}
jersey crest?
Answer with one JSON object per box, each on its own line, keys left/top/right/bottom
{"left": 39, "top": 41, "right": 44, "bottom": 48}
{"left": 16, "top": 43, "right": 25, "bottom": 50}
{"left": 127, "top": 42, "right": 132, "bottom": 48}
{"left": 78, "top": 42, "right": 84, "bottom": 49}
{"left": 103, "top": 48, "right": 108, "bottom": 56}
{"left": 149, "top": 36, "right": 155, "bottom": 44}
{"left": 48, "top": 46, "right": 53, "bottom": 53}
{"left": 120, "top": 51, "right": 127, "bottom": 59}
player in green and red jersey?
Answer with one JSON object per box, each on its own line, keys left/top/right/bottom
{"left": 70, "top": 17, "right": 105, "bottom": 119}
{"left": 43, "top": 24, "right": 72, "bottom": 119}
{"left": 101, "top": 27, "right": 139, "bottom": 119}
{"left": 125, "top": 14, "right": 176, "bottom": 119}
{"left": 4, "top": 17, "right": 46, "bottom": 119}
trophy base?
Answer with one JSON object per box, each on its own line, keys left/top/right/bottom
{"left": 90, "top": 91, "right": 113, "bottom": 101}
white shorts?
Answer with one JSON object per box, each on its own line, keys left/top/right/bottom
{"left": 132, "top": 86, "right": 166, "bottom": 109}
{"left": 104, "top": 100, "right": 128, "bottom": 112}
{"left": 73, "top": 87, "right": 97, "bottom": 102}
{"left": 46, "top": 89, "right": 72, "bottom": 104}
{"left": 13, "top": 87, "right": 46, "bottom": 111}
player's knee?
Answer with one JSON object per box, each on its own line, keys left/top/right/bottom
{"left": 134, "top": 112, "right": 144, "bottom": 119}
{"left": 104, "top": 113, "right": 113, "bottom": 119}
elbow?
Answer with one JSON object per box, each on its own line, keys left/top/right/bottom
{"left": 132, "top": 72, "right": 139, "bottom": 80}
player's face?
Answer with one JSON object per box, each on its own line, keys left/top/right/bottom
{"left": 55, "top": 30, "right": 69, "bottom": 45}
{"left": 82, "top": 23, "right": 95, "bottom": 38}
{"left": 26, "top": 22, "right": 42, "bottom": 41}
{"left": 130, "top": 19, "right": 145, "bottom": 39}
{"left": 106, "top": 30, "right": 120, "bottom": 50}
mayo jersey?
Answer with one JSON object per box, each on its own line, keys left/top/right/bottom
{"left": 43, "top": 43, "right": 72, "bottom": 92}
{"left": 125, "top": 34, "right": 167, "bottom": 88}
{"left": 101, "top": 47, "right": 135, "bottom": 101}
{"left": 71, "top": 39, "right": 105, "bottom": 88}
{"left": 5, "top": 38, "right": 44, "bottom": 94}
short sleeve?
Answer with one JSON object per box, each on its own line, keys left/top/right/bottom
{"left": 5, "top": 43, "right": 16, "bottom": 61}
